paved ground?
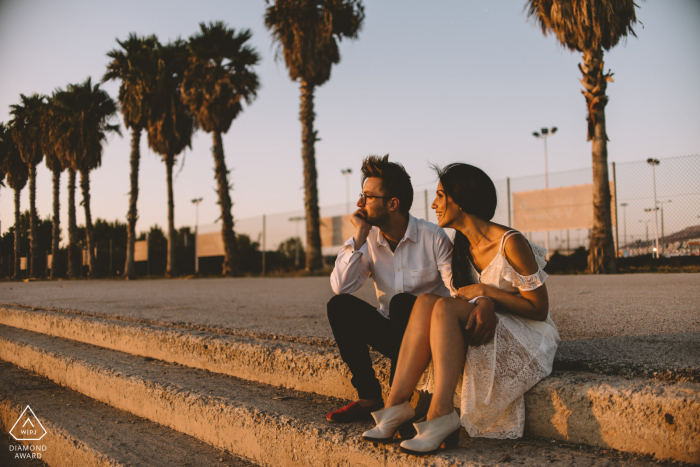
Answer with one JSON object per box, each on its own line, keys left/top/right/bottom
{"left": 3, "top": 274, "right": 699, "bottom": 379}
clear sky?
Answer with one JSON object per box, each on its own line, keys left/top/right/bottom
{"left": 0, "top": 0, "right": 698, "bottom": 241}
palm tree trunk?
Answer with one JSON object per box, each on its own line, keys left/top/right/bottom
{"left": 13, "top": 188, "right": 21, "bottom": 280}
{"left": 80, "top": 169, "right": 96, "bottom": 277}
{"left": 28, "top": 164, "right": 39, "bottom": 278}
{"left": 212, "top": 131, "right": 237, "bottom": 276}
{"left": 165, "top": 153, "right": 177, "bottom": 276}
{"left": 51, "top": 168, "right": 61, "bottom": 280}
{"left": 581, "top": 47, "right": 617, "bottom": 274}
{"left": 124, "top": 126, "right": 141, "bottom": 279}
{"left": 67, "top": 169, "right": 80, "bottom": 278}
{"left": 300, "top": 80, "right": 323, "bottom": 271}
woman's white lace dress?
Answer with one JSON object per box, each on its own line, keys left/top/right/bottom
{"left": 420, "top": 231, "right": 560, "bottom": 439}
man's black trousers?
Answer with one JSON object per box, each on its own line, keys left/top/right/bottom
{"left": 327, "top": 293, "right": 417, "bottom": 400}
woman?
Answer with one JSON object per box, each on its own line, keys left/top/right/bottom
{"left": 361, "top": 163, "right": 560, "bottom": 455}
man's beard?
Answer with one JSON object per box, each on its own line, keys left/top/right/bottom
{"left": 364, "top": 208, "right": 390, "bottom": 227}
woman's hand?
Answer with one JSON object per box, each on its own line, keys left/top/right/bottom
{"left": 455, "top": 284, "right": 489, "bottom": 301}
{"left": 465, "top": 297, "right": 497, "bottom": 346}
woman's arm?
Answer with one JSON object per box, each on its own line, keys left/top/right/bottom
{"left": 456, "top": 234, "right": 549, "bottom": 321}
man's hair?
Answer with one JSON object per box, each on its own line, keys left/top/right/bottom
{"left": 361, "top": 154, "right": 413, "bottom": 215}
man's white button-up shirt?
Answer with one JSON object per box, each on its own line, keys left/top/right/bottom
{"left": 330, "top": 215, "right": 454, "bottom": 319}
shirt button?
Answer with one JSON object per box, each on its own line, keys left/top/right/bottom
{"left": 397, "top": 268, "right": 401, "bottom": 272}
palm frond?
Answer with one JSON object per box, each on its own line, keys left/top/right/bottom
{"left": 103, "top": 33, "right": 160, "bottom": 129}
{"left": 264, "top": 0, "right": 364, "bottom": 85}
{"left": 0, "top": 122, "right": 29, "bottom": 191}
{"left": 525, "top": 0, "right": 638, "bottom": 52}
{"left": 181, "top": 22, "right": 261, "bottom": 134}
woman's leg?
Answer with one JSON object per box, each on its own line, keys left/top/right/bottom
{"left": 426, "top": 297, "right": 475, "bottom": 420}
{"left": 385, "top": 293, "right": 441, "bottom": 408}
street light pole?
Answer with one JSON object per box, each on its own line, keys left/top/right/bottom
{"left": 191, "top": 197, "right": 203, "bottom": 274}
{"left": 620, "top": 203, "right": 628, "bottom": 248}
{"left": 646, "top": 158, "right": 661, "bottom": 258}
{"left": 639, "top": 219, "right": 651, "bottom": 255}
{"left": 288, "top": 216, "right": 305, "bottom": 267}
{"left": 341, "top": 168, "right": 352, "bottom": 215}
{"left": 532, "top": 127, "right": 558, "bottom": 254}
{"left": 658, "top": 199, "right": 672, "bottom": 255}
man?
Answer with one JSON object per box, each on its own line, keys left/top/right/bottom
{"left": 327, "top": 155, "right": 494, "bottom": 423}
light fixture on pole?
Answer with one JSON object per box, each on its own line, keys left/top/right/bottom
{"left": 532, "top": 126, "right": 558, "bottom": 254}
{"left": 646, "top": 158, "right": 661, "bottom": 258}
{"left": 341, "top": 168, "right": 353, "bottom": 215}
{"left": 191, "top": 197, "right": 203, "bottom": 273}
{"left": 620, "top": 202, "right": 629, "bottom": 248}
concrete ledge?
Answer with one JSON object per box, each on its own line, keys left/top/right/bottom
{"left": 525, "top": 373, "right": 699, "bottom": 462}
{"left": 0, "top": 327, "right": 700, "bottom": 466}
{"left": 0, "top": 304, "right": 374, "bottom": 400}
{"left": 0, "top": 397, "right": 113, "bottom": 467}
{"left": 0, "top": 326, "right": 674, "bottom": 467}
{"left": 0, "top": 360, "right": 257, "bottom": 467}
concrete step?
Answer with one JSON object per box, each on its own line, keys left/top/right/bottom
{"left": 1, "top": 304, "right": 699, "bottom": 463}
{"left": 0, "top": 325, "right": 680, "bottom": 467}
{"left": 0, "top": 360, "right": 259, "bottom": 467}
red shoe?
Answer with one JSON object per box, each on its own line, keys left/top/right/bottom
{"left": 327, "top": 400, "right": 384, "bottom": 423}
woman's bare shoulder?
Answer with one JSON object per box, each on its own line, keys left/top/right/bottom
{"left": 502, "top": 232, "right": 539, "bottom": 276}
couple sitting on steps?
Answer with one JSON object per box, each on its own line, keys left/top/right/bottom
{"left": 326, "top": 155, "right": 560, "bottom": 455}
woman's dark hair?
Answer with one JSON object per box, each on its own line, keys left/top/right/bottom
{"left": 434, "top": 163, "right": 497, "bottom": 290}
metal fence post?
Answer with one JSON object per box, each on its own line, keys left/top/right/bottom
{"left": 194, "top": 230, "right": 199, "bottom": 274}
{"left": 109, "top": 239, "right": 113, "bottom": 276}
{"left": 506, "top": 177, "right": 511, "bottom": 228}
{"left": 146, "top": 232, "right": 150, "bottom": 276}
{"left": 613, "top": 162, "right": 619, "bottom": 258}
{"left": 262, "top": 215, "right": 266, "bottom": 275}
{"left": 424, "top": 189, "right": 429, "bottom": 221}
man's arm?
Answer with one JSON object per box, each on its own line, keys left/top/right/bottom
{"left": 330, "top": 209, "right": 373, "bottom": 295}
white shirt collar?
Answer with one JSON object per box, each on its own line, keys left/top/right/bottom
{"left": 377, "top": 214, "right": 418, "bottom": 247}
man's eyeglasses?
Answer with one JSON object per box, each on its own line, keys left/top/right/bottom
{"left": 359, "top": 193, "right": 392, "bottom": 204}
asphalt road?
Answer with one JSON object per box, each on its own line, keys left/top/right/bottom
{"left": 3, "top": 274, "right": 699, "bottom": 341}
{"left": 3, "top": 274, "right": 699, "bottom": 379}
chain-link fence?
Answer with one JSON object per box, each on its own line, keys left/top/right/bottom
{"left": 3, "top": 154, "right": 697, "bottom": 279}
{"left": 218, "top": 153, "right": 700, "bottom": 261}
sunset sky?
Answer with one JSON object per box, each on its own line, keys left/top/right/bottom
{"left": 0, "top": 0, "right": 698, "bottom": 245}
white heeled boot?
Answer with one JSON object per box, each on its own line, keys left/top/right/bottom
{"left": 399, "top": 410, "right": 461, "bottom": 455}
{"left": 361, "top": 401, "right": 415, "bottom": 443}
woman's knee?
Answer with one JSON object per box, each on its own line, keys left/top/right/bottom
{"left": 414, "top": 293, "right": 440, "bottom": 310}
{"left": 431, "top": 297, "right": 457, "bottom": 321}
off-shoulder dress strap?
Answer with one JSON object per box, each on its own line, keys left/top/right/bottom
{"left": 499, "top": 230, "right": 523, "bottom": 254}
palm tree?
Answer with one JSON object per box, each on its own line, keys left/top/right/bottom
{"left": 54, "top": 78, "right": 120, "bottom": 277}
{"left": 0, "top": 122, "right": 29, "bottom": 279}
{"left": 265, "top": 0, "right": 364, "bottom": 271}
{"left": 181, "top": 21, "right": 261, "bottom": 276}
{"left": 51, "top": 92, "right": 79, "bottom": 277}
{"left": 147, "top": 39, "right": 197, "bottom": 276}
{"left": 103, "top": 34, "right": 159, "bottom": 279}
{"left": 526, "top": 0, "right": 638, "bottom": 273}
{"left": 52, "top": 87, "right": 84, "bottom": 277}
{"left": 9, "top": 94, "right": 46, "bottom": 278}
{"left": 41, "top": 96, "right": 66, "bottom": 279}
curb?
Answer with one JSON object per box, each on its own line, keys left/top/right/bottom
{"left": 0, "top": 306, "right": 698, "bottom": 463}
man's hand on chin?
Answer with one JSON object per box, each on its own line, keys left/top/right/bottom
{"left": 351, "top": 209, "right": 371, "bottom": 248}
